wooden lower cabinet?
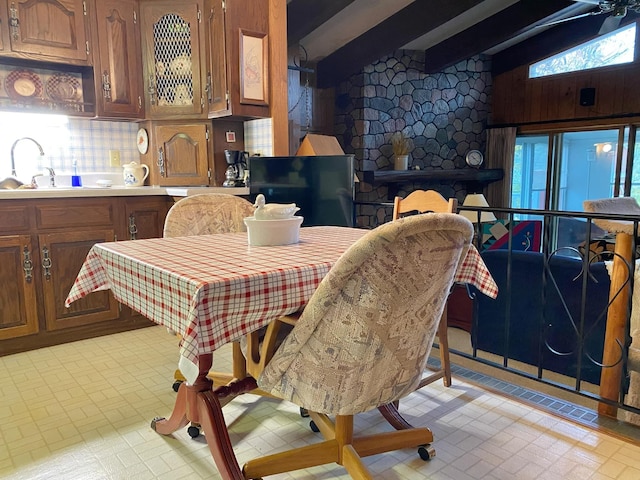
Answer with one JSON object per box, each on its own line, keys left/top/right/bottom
{"left": 40, "top": 229, "right": 119, "bottom": 331}
{"left": 0, "top": 195, "right": 172, "bottom": 356}
{"left": 123, "top": 196, "right": 171, "bottom": 240}
{"left": 0, "top": 235, "right": 39, "bottom": 340}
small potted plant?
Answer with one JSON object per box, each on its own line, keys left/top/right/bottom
{"left": 391, "top": 132, "right": 412, "bottom": 170}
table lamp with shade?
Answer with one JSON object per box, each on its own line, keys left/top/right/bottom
{"left": 459, "top": 193, "right": 496, "bottom": 249}
{"left": 459, "top": 193, "right": 497, "bottom": 224}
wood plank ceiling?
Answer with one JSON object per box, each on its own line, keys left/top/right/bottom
{"left": 286, "top": 0, "right": 638, "bottom": 87}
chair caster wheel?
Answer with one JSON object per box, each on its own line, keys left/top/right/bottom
{"left": 172, "top": 380, "right": 183, "bottom": 392}
{"left": 309, "top": 420, "right": 320, "bottom": 433}
{"left": 187, "top": 425, "right": 201, "bottom": 438}
{"left": 300, "top": 407, "right": 309, "bottom": 418}
{"left": 418, "top": 445, "right": 435, "bottom": 461}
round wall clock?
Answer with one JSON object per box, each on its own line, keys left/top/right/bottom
{"left": 465, "top": 149, "right": 484, "bottom": 168}
{"left": 136, "top": 128, "right": 149, "bottom": 154}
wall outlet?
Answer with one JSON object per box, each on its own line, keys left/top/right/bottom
{"left": 109, "top": 150, "right": 121, "bottom": 167}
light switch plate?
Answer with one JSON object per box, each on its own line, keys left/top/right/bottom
{"left": 109, "top": 150, "right": 121, "bottom": 167}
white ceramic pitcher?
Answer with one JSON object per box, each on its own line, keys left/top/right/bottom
{"left": 122, "top": 162, "right": 149, "bottom": 187}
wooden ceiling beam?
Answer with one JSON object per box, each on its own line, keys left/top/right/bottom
{"left": 492, "top": 13, "right": 639, "bottom": 76}
{"left": 287, "top": 0, "right": 356, "bottom": 47}
{"left": 315, "top": 0, "right": 485, "bottom": 88}
{"left": 423, "top": 0, "right": 575, "bottom": 73}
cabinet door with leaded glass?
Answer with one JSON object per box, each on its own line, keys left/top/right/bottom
{"left": 140, "top": 0, "right": 205, "bottom": 119}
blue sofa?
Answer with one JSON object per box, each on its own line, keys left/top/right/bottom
{"left": 472, "top": 250, "right": 610, "bottom": 385}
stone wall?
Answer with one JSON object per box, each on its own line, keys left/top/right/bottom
{"left": 334, "top": 50, "right": 492, "bottom": 227}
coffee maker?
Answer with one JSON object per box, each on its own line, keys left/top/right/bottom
{"left": 223, "top": 150, "right": 249, "bottom": 187}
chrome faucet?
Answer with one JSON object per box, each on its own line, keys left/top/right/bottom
{"left": 11, "top": 137, "right": 45, "bottom": 177}
{"left": 43, "top": 167, "right": 56, "bottom": 187}
{"left": 30, "top": 167, "right": 57, "bottom": 188}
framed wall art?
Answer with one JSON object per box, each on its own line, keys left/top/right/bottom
{"left": 239, "top": 29, "right": 268, "bottom": 106}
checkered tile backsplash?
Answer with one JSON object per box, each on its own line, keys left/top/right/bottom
{"left": 67, "top": 118, "right": 140, "bottom": 173}
{"left": 1, "top": 113, "right": 273, "bottom": 182}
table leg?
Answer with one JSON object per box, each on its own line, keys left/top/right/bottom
{"left": 377, "top": 402, "right": 413, "bottom": 431}
{"left": 151, "top": 353, "right": 256, "bottom": 479}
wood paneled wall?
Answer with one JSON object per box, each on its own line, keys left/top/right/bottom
{"left": 492, "top": 62, "right": 640, "bottom": 127}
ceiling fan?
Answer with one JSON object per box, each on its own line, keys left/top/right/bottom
{"left": 542, "top": 0, "right": 640, "bottom": 35}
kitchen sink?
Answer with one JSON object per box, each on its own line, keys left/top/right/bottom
{"left": 0, "top": 177, "right": 25, "bottom": 189}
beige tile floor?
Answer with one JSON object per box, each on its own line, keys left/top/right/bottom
{"left": 2, "top": 325, "right": 640, "bottom": 480}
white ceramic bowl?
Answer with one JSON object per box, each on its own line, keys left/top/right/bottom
{"left": 244, "top": 216, "right": 304, "bottom": 246}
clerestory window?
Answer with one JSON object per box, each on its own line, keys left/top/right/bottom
{"left": 529, "top": 23, "right": 636, "bottom": 79}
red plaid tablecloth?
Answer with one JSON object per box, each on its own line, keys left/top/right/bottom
{"left": 66, "top": 226, "right": 497, "bottom": 383}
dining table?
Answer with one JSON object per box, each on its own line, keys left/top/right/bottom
{"left": 65, "top": 225, "right": 498, "bottom": 479}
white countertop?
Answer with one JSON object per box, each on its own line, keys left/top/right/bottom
{"left": 164, "top": 186, "right": 249, "bottom": 197}
{"left": 0, "top": 186, "right": 250, "bottom": 199}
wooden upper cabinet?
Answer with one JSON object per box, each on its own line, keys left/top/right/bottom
{"left": 205, "top": 0, "right": 269, "bottom": 119}
{"left": 140, "top": 0, "right": 206, "bottom": 119}
{"left": 92, "top": 0, "right": 144, "bottom": 119}
{"left": 0, "top": 1, "right": 8, "bottom": 52}
{"left": 205, "top": 0, "right": 226, "bottom": 114}
{"left": 4, "top": 0, "right": 91, "bottom": 64}
{"left": 146, "top": 122, "right": 211, "bottom": 186}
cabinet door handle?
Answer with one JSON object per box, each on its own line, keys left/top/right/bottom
{"left": 102, "top": 71, "right": 111, "bottom": 100}
{"left": 9, "top": 2, "right": 19, "bottom": 40}
{"left": 41, "top": 246, "right": 52, "bottom": 280}
{"left": 128, "top": 214, "right": 138, "bottom": 240}
{"left": 157, "top": 147, "right": 165, "bottom": 177}
{"left": 206, "top": 72, "right": 212, "bottom": 103}
{"left": 148, "top": 74, "right": 157, "bottom": 105}
{"left": 22, "top": 245, "right": 33, "bottom": 283}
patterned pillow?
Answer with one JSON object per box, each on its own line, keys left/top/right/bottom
{"left": 578, "top": 239, "right": 616, "bottom": 261}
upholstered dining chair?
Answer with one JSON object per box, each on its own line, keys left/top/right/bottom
{"left": 163, "top": 192, "right": 255, "bottom": 238}
{"left": 392, "top": 189, "right": 458, "bottom": 388}
{"left": 241, "top": 213, "right": 473, "bottom": 479}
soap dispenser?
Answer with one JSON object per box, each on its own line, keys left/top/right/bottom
{"left": 71, "top": 160, "right": 82, "bottom": 187}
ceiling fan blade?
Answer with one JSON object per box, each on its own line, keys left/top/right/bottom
{"left": 599, "top": 14, "right": 623, "bottom": 34}
{"left": 538, "top": 10, "right": 603, "bottom": 28}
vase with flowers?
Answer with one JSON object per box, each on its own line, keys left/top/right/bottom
{"left": 391, "top": 132, "right": 412, "bottom": 170}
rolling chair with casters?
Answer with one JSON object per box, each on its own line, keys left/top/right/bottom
{"left": 242, "top": 214, "right": 473, "bottom": 478}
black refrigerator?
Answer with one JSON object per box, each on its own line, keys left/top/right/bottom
{"left": 249, "top": 155, "right": 355, "bottom": 227}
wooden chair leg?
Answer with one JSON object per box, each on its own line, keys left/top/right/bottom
{"left": 437, "top": 306, "right": 452, "bottom": 387}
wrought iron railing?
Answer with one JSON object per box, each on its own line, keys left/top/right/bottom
{"left": 459, "top": 205, "right": 640, "bottom": 419}
{"left": 357, "top": 200, "right": 640, "bottom": 420}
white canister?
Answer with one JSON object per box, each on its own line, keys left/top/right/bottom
{"left": 122, "top": 162, "right": 149, "bottom": 187}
